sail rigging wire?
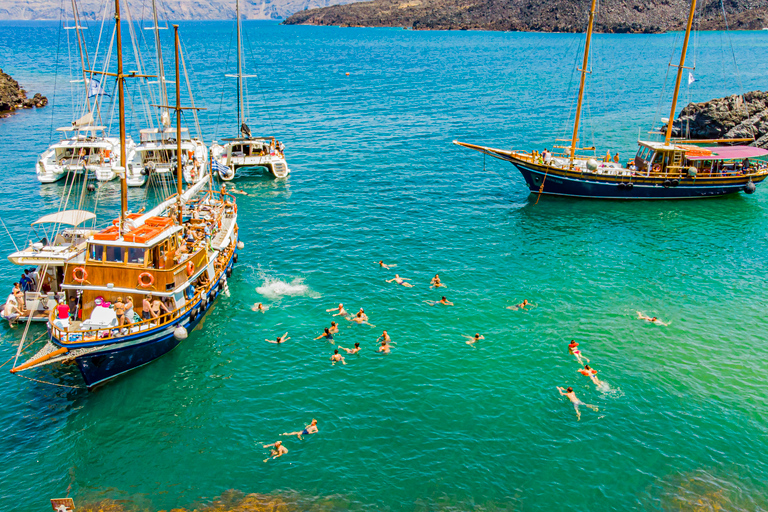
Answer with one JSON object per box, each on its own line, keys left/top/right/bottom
{"left": 213, "top": 26, "right": 236, "bottom": 142}
{"left": 48, "top": 0, "right": 64, "bottom": 146}
{"left": 178, "top": 38, "right": 202, "bottom": 138}
{"left": 650, "top": 30, "right": 680, "bottom": 140}
{"left": 718, "top": 0, "right": 752, "bottom": 139}
{"left": 243, "top": 29, "right": 277, "bottom": 134}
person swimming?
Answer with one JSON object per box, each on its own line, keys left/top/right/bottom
{"left": 507, "top": 299, "right": 533, "bottom": 311}
{"left": 430, "top": 274, "right": 447, "bottom": 288}
{"left": 281, "top": 419, "right": 318, "bottom": 440}
{"left": 378, "top": 339, "right": 391, "bottom": 354}
{"left": 637, "top": 311, "right": 669, "bottom": 326}
{"left": 329, "top": 321, "right": 339, "bottom": 334}
{"left": 377, "top": 260, "right": 396, "bottom": 269}
{"left": 348, "top": 309, "right": 375, "bottom": 326}
{"left": 386, "top": 274, "right": 414, "bottom": 287}
{"left": 263, "top": 440, "right": 288, "bottom": 462}
{"left": 577, "top": 365, "right": 604, "bottom": 387}
{"left": 331, "top": 349, "right": 347, "bottom": 365}
{"left": 326, "top": 303, "right": 349, "bottom": 317}
{"left": 377, "top": 330, "right": 392, "bottom": 344}
{"left": 425, "top": 296, "right": 454, "bottom": 306}
{"left": 266, "top": 332, "right": 290, "bottom": 344}
{"left": 339, "top": 342, "right": 361, "bottom": 354}
{"left": 251, "top": 302, "right": 267, "bottom": 312}
{"left": 557, "top": 386, "right": 598, "bottom": 421}
{"left": 315, "top": 327, "right": 334, "bottom": 343}
{"left": 465, "top": 333, "right": 484, "bottom": 346}
{"left": 568, "top": 340, "right": 589, "bottom": 364}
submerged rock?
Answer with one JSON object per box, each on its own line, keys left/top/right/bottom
{"left": 669, "top": 91, "right": 768, "bottom": 149}
{"left": 0, "top": 68, "right": 47, "bottom": 114}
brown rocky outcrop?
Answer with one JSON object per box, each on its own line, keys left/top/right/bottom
{"left": 283, "top": 0, "right": 768, "bottom": 33}
{"left": 0, "top": 68, "right": 47, "bottom": 115}
{"left": 670, "top": 91, "right": 768, "bottom": 148}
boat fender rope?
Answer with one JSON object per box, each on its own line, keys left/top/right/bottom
{"left": 138, "top": 272, "right": 154, "bottom": 288}
{"left": 72, "top": 267, "right": 87, "bottom": 283}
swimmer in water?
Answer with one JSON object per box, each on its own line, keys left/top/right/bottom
{"left": 557, "top": 386, "right": 598, "bottom": 421}
{"left": 425, "top": 296, "right": 454, "bottom": 306}
{"left": 386, "top": 274, "right": 414, "bottom": 287}
{"left": 377, "top": 330, "right": 392, "bottom": 344}
{"left": 348, "top": 309, "right": 375, "bottom": 327}
{"left": 465, "top": 333, "right": 484, "bottom": 346}
{"left": 637, "top": 311, "right": 669, "bottom": 326}
{"left": 377, "top": 260, "right": 396, "bottom": 269}
{"left": 281, "top": 419, "right": 318, "bottom": 440}
{"left": 227, "top": 184, "right": 249, "bottom": 196}
{"left": 266, "top": 332, "right": 290, "bottom": 344}
{"left": 329, "top": 321, "right": 339, "bottom": 334}
{"left": 568, "top": 340, "right": 589, "bottom": 365}
{"left": 577, "top": 365, "right": 604, "bottom": 387}
{"left": 507, "top": 299, "right": 533, "bottom": 311}
{"left": 339, "top": 342, "right": 361, "bottom": 354}
{"left": 378, "top": 339, "right": 391, "bottom": 354}
{"left": 326, "top": 303, "right": 348, "bottom": 317}
{"left": 430, "top": 274, "right": 447, "bottom": 288}
{"left": 314, "top": 327, "right": 335, "bottom": 343}
{"left": 331, "top": 349, "right": 347, "bottom": 365}
{"left": 263, "top": 440, "right": 288, "bottom": 462}
{"left": 251, "top": 302, "right": 267, "bottom": 312}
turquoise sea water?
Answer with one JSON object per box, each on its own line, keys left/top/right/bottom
{"left": 1, "top": 21, "right": 768, "bottom": 511}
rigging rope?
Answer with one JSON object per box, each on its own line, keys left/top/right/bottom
{"left": 48, "top": 0, "right": 64, "bottom": 146}
{"left": 213, "top": 26, "right": 236, "bottom": 142}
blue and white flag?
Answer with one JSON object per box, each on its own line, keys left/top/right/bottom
{"left": 212, "top": 159, "right": 233, "bottom": 177}
{"left": 688, "top": 72, "right": 697, "bottom": 85}
{"left": 88, "top": 78, "right": 110, "bottom": 98}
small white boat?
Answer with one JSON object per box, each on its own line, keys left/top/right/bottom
{"left": 127, "top": 124, "right": 209, "bottom": 187}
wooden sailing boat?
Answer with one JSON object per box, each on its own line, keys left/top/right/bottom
{"left": 10, "top": 10, "right": 240, "bottom": 389}
{"left": 455, "top": 0, "right": 768, "bottom": 200}
{"left": 210, "top": 0, "right": 290, "bottom": 180}
{"left": 36, "top": 0, "right": 134, "bottom": 184}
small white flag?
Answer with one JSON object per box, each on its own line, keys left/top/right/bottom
{"left": 688, "top": 72, "right": 696, "bottom": 85}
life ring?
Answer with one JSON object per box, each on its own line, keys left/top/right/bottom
{"left": 186, "top": 261, "right": 195, "bottom": 276}
{"left": 72, "top": 266, "right": 87, "bottom": 283}
{"left": 138, "top": 272, "right": 154, "bottom": 288}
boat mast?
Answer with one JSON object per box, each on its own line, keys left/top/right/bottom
{"left": 115, "top": 0, "right": 128, "bottom": 232}
{"left": 174, "top": 25, "right": 183, "bottom": 225}
{"left": 236, "top": 0, "right": 243, "bottom": 132}
{"left": 664, "top": 0, "right": 698, "bottom": 145}
{"left": 569, "top": 0, "right": 598, "bottom": 166}
{"left": 71, "top": 0, "right": 92, "bottom": 114}
{"left": 152, "top": 0, "right": 169, "bottom": 120}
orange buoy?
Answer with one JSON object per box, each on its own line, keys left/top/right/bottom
{"left": 72, "top": 266, "right": 87, "bottom": 283}
{"left": 138, "top": 272, "right": 155, "bottom": 288}
{"left": 186, "top": 260, "right": 195, "bottom": 276}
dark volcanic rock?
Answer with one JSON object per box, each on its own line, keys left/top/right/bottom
{"left": 670, "top": 91, "right": 768, "bottom": 148}
{"left": 0, "top": 68, "right": 47, "bottom": 114}
{"left": 283, "top": 0, "right": 768, "bottom": 33}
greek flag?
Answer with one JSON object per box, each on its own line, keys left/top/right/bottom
{"left": 212, "top": 159, "right": 233, "bottom": 177}
{"left": 88, "top": 78, "right": 110, "bottom": 98}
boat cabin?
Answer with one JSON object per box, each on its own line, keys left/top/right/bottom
{"left": 633, "top": 141, "right": 768, "bottom": 177}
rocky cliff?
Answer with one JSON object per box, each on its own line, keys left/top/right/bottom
{"left": 670, "top": 91, "right": 768, "bottom": 148}
{"left": 283, "top": 0, "right": 768, "bottom": 32}
{"left": 0, "top": 0, "right": 366, "bottom": 21}
{"left": 0, "top": 68, "right": 47, "bottom": 114}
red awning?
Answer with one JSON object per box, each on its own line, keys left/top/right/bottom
{"left": 686, "top": 146, "right": 768, "bottom": 161}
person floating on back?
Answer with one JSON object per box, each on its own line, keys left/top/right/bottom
{"left": 387, "top": 274, "right": 414, "bottom": 287}
{"left": 266, "top": 332, "right": 290, "bottom": 344}
{"left": 339, "top": 342, "right": 361, "bottom": 354}
{"left": 377, "top": 260, "right": 396, "bottom": 269}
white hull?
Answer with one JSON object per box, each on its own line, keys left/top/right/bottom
{"left": 36, "top": 137, "right": 133, "bottom": 184}
{"left": 129, "top": 138, "right": 209, "bottom": 188}
{"left": 211, "top": 140, "right": 290, "bottom": 180}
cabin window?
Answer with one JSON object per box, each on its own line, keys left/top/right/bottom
{"left": 89, "top": 244, "right": 104, "bottom": 261}
{"left": 105, "top": 246, "right": 125, "bottom": 263}
{"left": 128, "top": 247, "right": 145, "bottom": 265}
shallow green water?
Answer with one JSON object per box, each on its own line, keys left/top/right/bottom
{"left": 1, "top": 21, "right": 768, "bottom": 511}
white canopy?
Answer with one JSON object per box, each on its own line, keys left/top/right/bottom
{"left": 32, "top": 210, "right": 96, "bottom": 227}
{"left": 56, "top": 125, "right": 106, "bottom": 132}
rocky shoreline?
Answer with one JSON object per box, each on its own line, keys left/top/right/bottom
{"left": 0, "top": 68, "right": 47, "bottom": 115}
{"left": 670, "top": 91, "right": 768, "bottom": 149}
{"left": 283, "top": 0, "right": 768, "bottom": 33}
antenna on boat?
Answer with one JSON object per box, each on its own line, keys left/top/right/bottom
{"left": 664, "top": 0, "right": 697, "bottom": 146}
{"left": 569, "top": 0, "right": 597, "bottom": 168}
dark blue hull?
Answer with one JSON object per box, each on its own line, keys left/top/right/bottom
{"left": 72, "top": 250, "right": 236, "bottom": 389}
{"left": 514, "top": 162, "right": 758, "bottom": 199}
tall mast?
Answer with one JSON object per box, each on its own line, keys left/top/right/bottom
{"left": 664, "top": 0, "right": 698, "bottom": 145}
{"left": 570, "top": 0, "right": 598, "bottom": 165}
{"left": 174, "top": 25, "right": 183, "bottom": 225}
{"left": 236, "top": 0, "right": 243, "bottom": 132}
{"left": 115, "top": 0, "right": 128, "bottom": 231}
{"left": 152, "top": 0, "right": 169, "bottom": 118}
{"left": 71, "top": 0, "right": 92, "bottom": 113}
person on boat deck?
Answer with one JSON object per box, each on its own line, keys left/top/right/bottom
{"left": 142, "top": 295, "right": 153, "bottom": 320}
{"left": 124, "top": 296, "right": 135, "bottom": 323}
{"left": 604, "top": 151, "right": 611, "bottom": 163}
{"left": 4, "top": 294, "right": 21, "bottom": 325}
{"left": 12, "top": 283, "right": 24, "bottom": 312}
{"left": 19, "top": 273, "right": 32, "bottom": 293}
{"left": 543, "top": 149, "right": 551, "bottom": 164}
{"left": 151, "top": 297, "right": 170, "bottom": 318}
{"left": 55, "top": 299, "right": 70, "bottom": 329}
{"left": 613, "top": 152, "right": 620, "bottom": 164}
{"left": 113, "top": 297, "right": 126, "bottom": 327}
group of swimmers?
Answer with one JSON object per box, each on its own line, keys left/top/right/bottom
{"left": 262, "top": 418, "right": 319, "bottom": 463}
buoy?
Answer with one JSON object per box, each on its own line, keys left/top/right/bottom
{"left": 174, "top": 326, "right": 188, "bottom": 340}
{"left": 687, "top": 167, "right": 697, "bottom": 178}
{"left": 586, "top": 159, "right": 598, "bottom": 171}
{"left": 237, "top": 241, "right": 244, "bottom": 249}
{"left": 346, "top": 72, "right": 350, "bottom": 76}
{"left": 87, "top": 183, "right": 96, "bottom": 192}
{"left": 744, "top": 180, "right": 756, "bottom": 194}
